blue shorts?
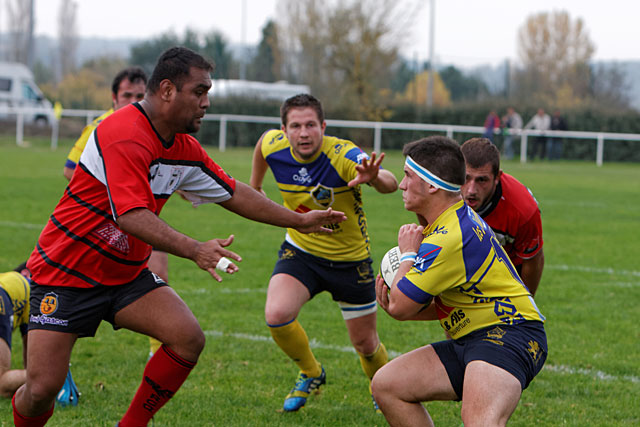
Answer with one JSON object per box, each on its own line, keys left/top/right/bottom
{"left": 272, "top": 241, "right": 376, "bottom": 318}
{"left": 0, "top": 288, "right": 14, "bottom": 348}
{"left": 432, "top": 321, "right": 547, "bottom": 400}
{"left": 29, "top": 269, "right": 168, "bottom": 338}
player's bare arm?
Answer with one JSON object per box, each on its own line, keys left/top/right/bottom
{"left": 520, "top": 248, "right": 544, "bottom": 296}
{"left": 249, "top": 135, "right": 269, "bottom": 196}
{"left": 117, "top": 208, "right": 240, "bottom": 281}
{"left": 220, "top": 181, "right": 347, "bottom": 233}
{"left": 348, "top": 152, "right": 398, "bottom": 193}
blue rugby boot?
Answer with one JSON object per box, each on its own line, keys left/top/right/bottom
{"left": 56, "top": 369, "right": 80, "bottom": 407}
{"left": 283, "top": 366, "right": 326, "bottom": 411}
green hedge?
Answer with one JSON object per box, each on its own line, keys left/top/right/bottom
{"left": 197, "top": 98, "right": 640, "bottom": 162}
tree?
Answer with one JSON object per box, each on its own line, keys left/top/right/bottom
{"left": 515, "top": 10, "right": 594, "bottom": 104}
{"left": 439, "top": 65, "right": 489, "bottom": 102}
{"left": 589, "top": 63, "right": 631, "bottom": 109}
{"left": 277, "top": 0, "right": 421, "bottom": 120}
{"left": 248, "top": 20, "right": 282, "bottom": 82}
{"left": 129, "top": 32, "right": 181, "bottom": 74}
{"left": 58, "top": 0, "right": 78, "bottom": 79}
{"left": 202, "top": 31, "right": 237, "bottom": 79}
{"left": 395, "top": 71, "right": 451, "bottom": 107}
{"left": 6, "top": 0, "right": 34, "bottom": 65}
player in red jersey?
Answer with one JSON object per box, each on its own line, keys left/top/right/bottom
{"left": 460, "top": 137, "right": 544, "bottom": 296}
{"left": 13, "top": 47, "right": 345, "bottom": 427}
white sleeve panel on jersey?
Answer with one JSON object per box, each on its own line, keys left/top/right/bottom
{"left": 149, "top": 162, "right": 233, "bottom": 206}
{"left": 78, "top": 131, "right": 107, "bottom": 185}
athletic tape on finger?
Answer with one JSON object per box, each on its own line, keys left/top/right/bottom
{"left": 216, "top": 257, "right": 232, "bottom": 272}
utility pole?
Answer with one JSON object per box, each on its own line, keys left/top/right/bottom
{"left": 239, "top": 0, "right": 247, "bottom": 80}
{"left": 427, "top": 0, "right": 435, "bottom": 108}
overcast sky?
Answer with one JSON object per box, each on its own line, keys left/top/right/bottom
{"left": 13, "top": 0, "right": 640, "bottom": 68}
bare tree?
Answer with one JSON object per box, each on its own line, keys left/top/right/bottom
{"left": 277, "top": 0, "right": 420, "bottom": 120}
{"left": 58, "top": 0, "right": 78, "bottom": 79}
{"left": 515, "top": 10, "right": 594, "bottom": 103}
{"left": 6, "top": 0, "right": 34, "bottom": 65}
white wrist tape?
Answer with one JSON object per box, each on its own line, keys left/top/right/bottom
{"left": 400, "top": 252, "right": 417, "bottom": 263}
{"left": 216, "top": 257, "right": 232, "bottom": 272}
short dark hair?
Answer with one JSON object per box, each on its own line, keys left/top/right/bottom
{"left": 281, "top": 94, "right": 324, "bottom": 126}
{"left": 402, "top": 136, "right": 465, "bottom": 186}
{"left": 111, "top": 67, "right": 147, "bottom": 96}
{"left": 460, "top": 137, "right": 500, "bottom": 177}
{"left": 13, "top": 261, "right": 27, "bottom": 273}
{"left": 147, "top": 47, "right": 214, "bottom": 94}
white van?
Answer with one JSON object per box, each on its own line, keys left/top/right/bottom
{"left": 0, "top": 62, "right": 55, "bottom": 125}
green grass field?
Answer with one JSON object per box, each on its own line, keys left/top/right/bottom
{"left": 0, "top": 136, "right": 639, "bottom": 426}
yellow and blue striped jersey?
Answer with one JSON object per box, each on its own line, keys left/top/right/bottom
{"left": 64, "top": 109, "right": 113, "bottom": 169}
{"left": 397, "top": 200, "right": 545, "bottom": 339}
{"left": 0, "top": 271, "right": 30, "bottom": 335}
{"left": 261, "top": 129, "right": 371, "bottom": 261}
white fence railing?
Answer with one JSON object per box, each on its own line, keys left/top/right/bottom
{"left": 5, "top": 106, "right": 640, "bottom": 166}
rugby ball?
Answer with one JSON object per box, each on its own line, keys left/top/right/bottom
{"left": 380, "top": 246, "right": 402, "bottom": 287}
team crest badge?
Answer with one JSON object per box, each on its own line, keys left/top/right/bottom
{"left": 310, "top": 184, "right": 334, "bottom": 208}
{"left": 527, "top": 340, "right": 542, "bottom": 363}
{"left": 40, "top": 292, "right": 59, "bottom": 315}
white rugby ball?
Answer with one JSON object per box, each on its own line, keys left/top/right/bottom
{"left": 380, "top": 246, "right": 402, "bottom": 287}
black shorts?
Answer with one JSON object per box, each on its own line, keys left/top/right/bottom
{"left": 29, "top": 269, "right": 168, "bottom": 338}
{"left": 432, "top": 321, "right": 547, "bottom": 400}
{"left": 272, "top": 241, "right": 375, "bottom": 312}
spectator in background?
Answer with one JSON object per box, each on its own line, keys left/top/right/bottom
{"left": 482, "top": 110, "right": 501, "bottom": 143}
{"left": 549, "top": 110, "right": 568, "bottom": 161}
{"left": 501, "top": 107, "right": 523, "bottom": 160}
{"left": 524, "top": 108, "right": 551, "bottom": 160}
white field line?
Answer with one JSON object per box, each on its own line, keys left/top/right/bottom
{"left": 546, "top": 264, "right": 640, "bottom": 278}
{"left": 0, "top": 220, "right": 44, "bottom": 230}
{"left": 203, "top": 330, "right": 639, "bottom": 384}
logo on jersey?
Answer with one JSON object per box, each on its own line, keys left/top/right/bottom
{"left": 412, "top": 243, "right": 442, "bottom": 273}
{"left": 293, "top": 167, "right": 313, "bottom": 185}
{"left": 91, "top": 222, "right": 130, "bottom": 254}
{"left": 40, "top": 292, "right": 59, "bottom": 315}
{"left": 167, "top": 167, "right": 184, "bottom": 192}
{"left": 311, "top": 184, "right": 334, "bottom": 208}
{"left": 426, "top": 225, "right": 448, "bottom": 238}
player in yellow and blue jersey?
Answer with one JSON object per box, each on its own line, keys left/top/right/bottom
{"left": 372, "top": 136, "right": 547, "bottom": 426}
{"left": 250, "top": 94, "right": 398, "bottom": 412}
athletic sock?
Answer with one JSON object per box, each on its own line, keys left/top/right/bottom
{"left": 358, "top": 342, "right": 388, "bottom": 380}
{"left": 268, "top": 319, "right": 322, "bottom": 377}
{"left": 118, "top": 345, "right": 196, "bottom": 427}
{"left": 12, "top": 394, "right": 54, "bottom": 427}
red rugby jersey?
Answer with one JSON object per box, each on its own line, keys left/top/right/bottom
{"left": 477, "top": 172, "right": 543, "bottom": 267}
{"left": 27, "top": 103, "right": 236, "bottom": 288}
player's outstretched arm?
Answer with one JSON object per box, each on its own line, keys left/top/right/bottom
{"left": 220, "top": 181, "right": 346, "bottom": 233}
{"left": 249, "top": 135, "right": 269, "bottom": 197}
{"left": 347, "top": 152, "right": 398, "bottom": 193}
{"left": 117, "top": 208, "right": 240, "bottom": 282}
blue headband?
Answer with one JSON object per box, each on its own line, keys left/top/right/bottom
{"left": 405, "top": 156, "right": 461, "bottom": 192}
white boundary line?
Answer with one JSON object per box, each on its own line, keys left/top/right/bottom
{"left": 204, "top": 330, "right": 639, "bottom": 384}
{"left": 0, "top": 220, "right": 44, "bottom": 230}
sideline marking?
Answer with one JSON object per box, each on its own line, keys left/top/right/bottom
{"left": 203, "top": 330, "right": 639, "bottom": 384}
